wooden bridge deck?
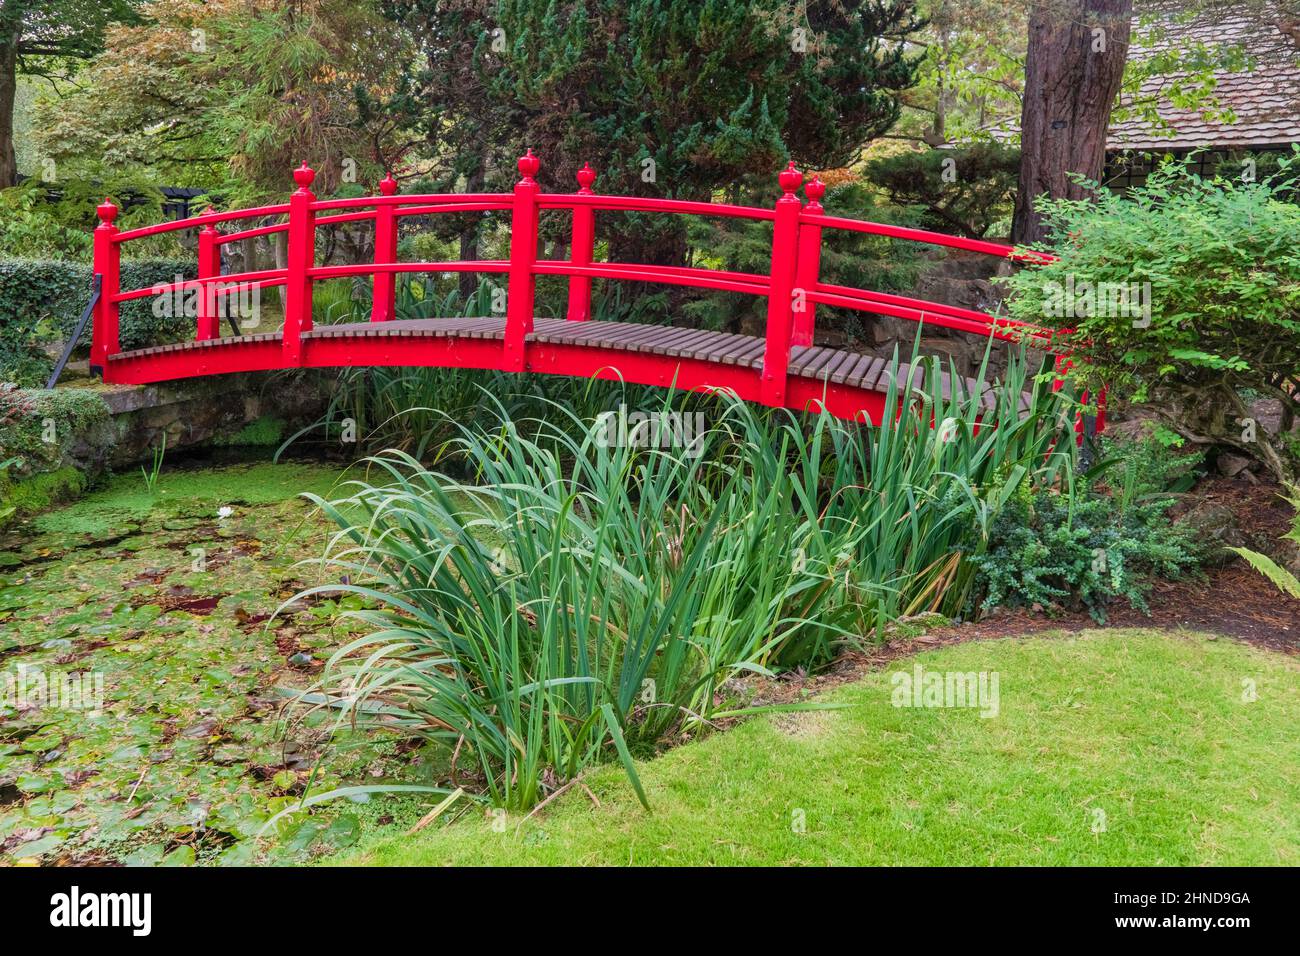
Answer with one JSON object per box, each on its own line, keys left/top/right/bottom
{"left": 111, "top": 316, "right": 1007, "bottom": 411}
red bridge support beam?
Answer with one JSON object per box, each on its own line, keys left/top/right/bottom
{"left": 90, "top": 198, "right": 120, "bottom": 373}
{"left": 504, "top": 149, "right": 541, "bottom": 371}
{"left": 566, "top": 163, "right": 597, "bottom": 322}
{"left": 371, "top": 173, "right": 398, "bottom": 322}
{"left": 283, "top": 163, "right": 316, "bottom": 365}
{"left": 792, "top": 176, "right": 825, "bottom": 347}
{"left": 760, "top": 162, "right": 803, "bottom": 406}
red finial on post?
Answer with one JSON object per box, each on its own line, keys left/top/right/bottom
{"left": 372, "top": 175, "right": 399, "bottom": 322}
{"left": 567, "top": 162, "right": 597, "bottom": 321}
{"left": 293, "top": 162, "right": 316, "bottom": 192}
{"left": 804, "top": 176, "right": 825, "bottom": 211}
{"left": 761, "top": 162, "right": 805, "bottom": 405}
{"left": 91, "top": 198, "right": 122, "bottom": 375}
{"left": 283, "top": 163, "right": 317, "bottom": 364}
{"left": 505, "top": 150, "right": 541, "bottom": 366}
{"left": 517, "top": 148, "right": 541, "bottom": 184}
{"left": 778, "top": 161, "right": 803, "bottom": 197}
{"left": 792, "top": 176, "right": 825, "bottom": 348}
{"left": 96, "top": 198, "right": 118, "bottom": 226}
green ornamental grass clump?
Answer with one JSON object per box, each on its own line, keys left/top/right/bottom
{"left": 287, "top": 346, "right": 1084, "bottom": 811}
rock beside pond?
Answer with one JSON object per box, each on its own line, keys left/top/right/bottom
{"left": 1180, "top": 503, "right": 1249, "bottom": 565}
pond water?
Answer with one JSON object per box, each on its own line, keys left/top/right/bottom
{"left": 0, "top": 450, "right": 429, "bottom": 865}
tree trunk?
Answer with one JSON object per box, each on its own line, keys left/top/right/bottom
{"left": 0, "top": 40, "right": 18, "bottom": 189}
{"left": 1158, "top": 383, "right": 1299, "bottom": 487}
{"left": 1011, "top": 0, "right": 1132, "bottom": 245}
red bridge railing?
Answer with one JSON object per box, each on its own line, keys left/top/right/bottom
{"left": 89, "top": 151, "right": 1061, "bottom": 411}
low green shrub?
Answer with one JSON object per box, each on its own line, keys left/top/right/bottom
{"left": 968, "top": 483, "right": 1202, "bottom": 622}
{"left": 0, "top": 261, "right": 87, "bottom": 383}
{"left": 0, "top": 259, "right": 197, "bottom": 382}
{"left": 1092, "top": 434, "right": 1204, "bottom": 507}
{"left": 1001, "top": 148, "right": 1300, "bottom": 483}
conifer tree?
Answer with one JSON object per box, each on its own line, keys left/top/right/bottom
{"left": 389, "top": 0, "right": 922, "bottom": 265}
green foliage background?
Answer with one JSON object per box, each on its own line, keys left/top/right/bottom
{"left": 0, "top": 259, "right": 196, "bottom": 383}
{"left": 1002, "top": 149, "right": 1300, "bottom": 482}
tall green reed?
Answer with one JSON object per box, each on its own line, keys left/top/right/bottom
{"left": 285, "top": 342, "right": 1079, "bottom": 810}
{"left": 283, "top": 277, "right": 664, "bottom": 457}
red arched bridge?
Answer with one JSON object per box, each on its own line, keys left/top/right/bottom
{"left": 84, "top": 151, "right": 1082, "bottom": 426}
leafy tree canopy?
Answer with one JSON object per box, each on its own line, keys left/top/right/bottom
{"left": 863, "top": 141, "right": 1020, "bottom": 237}
{"left": 32, "top": 0, "right": 408, "bottom": 202}
{"left": 0, "top": 0, "right": 141, "bottom": 68}
{"left": 383, "top": 0, "right": 923, "bottom": 265}
{"left": 485, "top": 0, "right": 921, "bottom": 194}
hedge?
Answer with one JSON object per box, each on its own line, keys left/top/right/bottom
{"left": 0, "top": 258, "right": 196, "bottom": 384}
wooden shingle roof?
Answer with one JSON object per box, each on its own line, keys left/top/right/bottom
{"left": 1108, "top": 1, "right": 1300, "bottom": 151}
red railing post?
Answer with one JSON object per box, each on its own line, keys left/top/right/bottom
{"left": 90, "top": 198, "right": 120, "bottom": 374}
{"left": 371, "top": 173, "right": 398, "bottom": 322}
{"left": 566, "top": 162, "right": 596, "bottom": 321}
{"left": 1051, "top": 352, "right": 1091, "bottom": 446}
{"left": 504, "top": 149, "right": 540, "bottom": 371}
{"left": 196, "top": 207, "right": 221, "bottom": 340}
{"left": 760, "top": 162, "right": 803, "bottom": 406}
{"left": 282, "top": 163, "right": 316, "bottom": 364}
{"left": 791, "top": 176, "right": 824, "bottom": 347}
{"left": 1051, "top": 351, "right": 1072, "bottom": 391}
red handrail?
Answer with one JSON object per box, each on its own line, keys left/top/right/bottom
{"left": 310, "top": 261, "right": 510, "bottom": 280}
{"left": 111, "top": 204, "right": 292, "bottom": 243}
{"left": 801, "top": 211, "right": 1051, "bottom": 261}
{"left": 540, "top": 192, "right": 777, "bottom": 222}
{"left": 111, "top": 267, "right": 289, "bottom": 302}
{"left": 90, "top": 150, "right": 1070, "bottom": 418}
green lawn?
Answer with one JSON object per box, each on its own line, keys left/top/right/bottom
{"left": 344, "top": 629, "right": 1300, "bottom": 866}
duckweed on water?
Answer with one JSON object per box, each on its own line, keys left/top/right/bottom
{"left": 0, "top": 460, "right": 444, "bottom": 866}
{"left": 31, "top": 461, "right": 348, "bottom": 537}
